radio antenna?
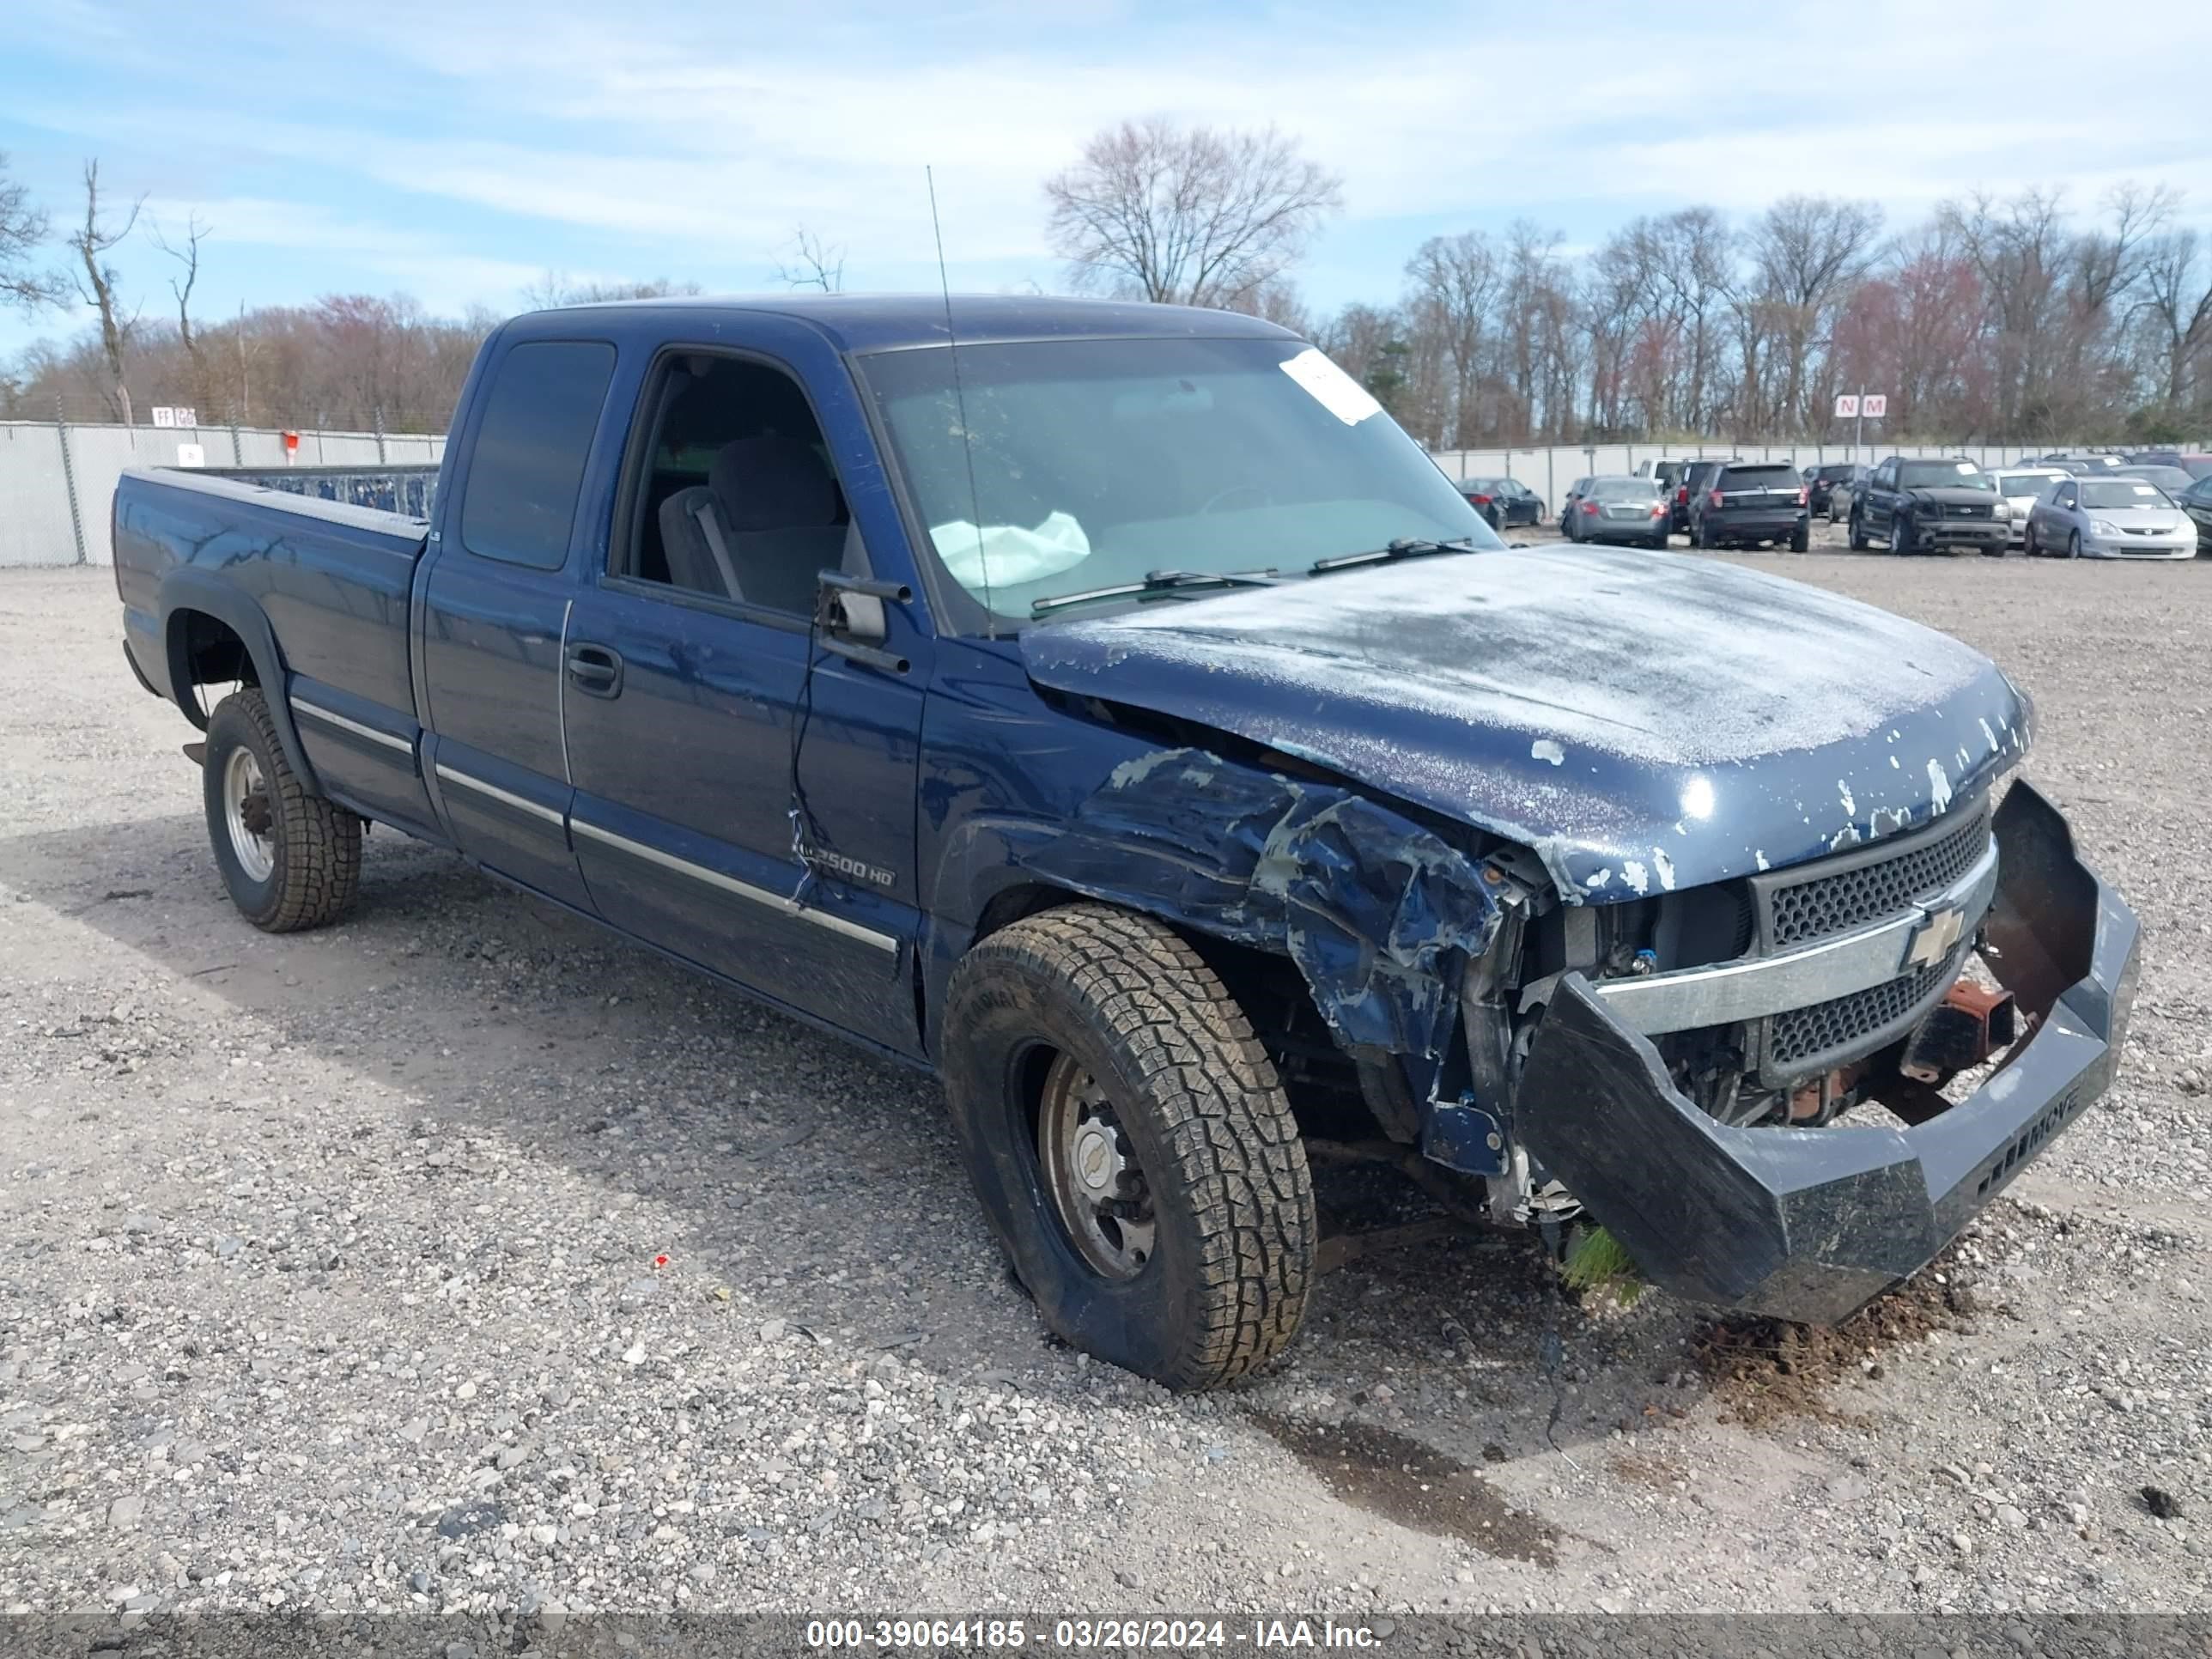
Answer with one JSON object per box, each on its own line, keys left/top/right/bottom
{"left": 927, "top": 165, "right": 994, "bottom": 635}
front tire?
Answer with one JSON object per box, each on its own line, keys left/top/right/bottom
{"left": 203, "top": 689, "right": 362, "bottom": 932}
{"left": 2067, "top": 531, "right": 2082, "bottom": 560}
{"left": 2022, "top": 522, "right": 2039, "bottom": 556}
{"left": 1889, "top": 516, "right": 1911, "bottom": 556}
{"left": 941, "top": 904, "right": 1316, "bottom": 1391}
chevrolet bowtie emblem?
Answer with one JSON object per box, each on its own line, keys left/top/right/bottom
{"left": 1905, "top": 905, "right": 1966, "bottom": 968}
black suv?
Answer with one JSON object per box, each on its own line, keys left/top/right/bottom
{"left": 1805, "top": 461, "right": 1863, "bottom": 514}
{"left": 1849, "top": 456, "right": 2008, "bottom": 556}
{"left": 1690, "top": 460, "right": 1809, "bottom": 551}
{"left": 1673, "top": 459, "right": 1729, "bottom": 537}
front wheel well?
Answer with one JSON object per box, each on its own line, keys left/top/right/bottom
{"left": 964, "top": 883, "right": 1376, "bottom": 1139}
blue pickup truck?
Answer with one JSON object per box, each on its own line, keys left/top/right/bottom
{"left": 112, "top": 295, "right": 2138, "bottom": 1389}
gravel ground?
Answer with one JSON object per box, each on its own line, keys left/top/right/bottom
{"left": 2, "top": 544, "right": 2209, "bottom": 1626}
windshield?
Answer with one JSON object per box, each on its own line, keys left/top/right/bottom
{"left": 2118, "top": 466, "right": 2193, "bottom": 492}
{"left": 1898, "top": 460, "right": 1994, "bottom": 490}
{"left": 1993, "top": 472, "right": 2058, "bottom": 493}
{"left": 2080, "top": 480, "right": 2175, "bottom": 509}
{"left": 860, "top": 336, "right": 1499, "bottom": 628}
{"left": 1590, "top": 477, "right": 1658, "bottom": 501}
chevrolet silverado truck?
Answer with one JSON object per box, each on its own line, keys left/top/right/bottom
{"left": 112, "top": 296, "right": 2139, "bottom": 1390}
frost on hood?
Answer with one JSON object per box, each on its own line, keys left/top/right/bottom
{"left": 1017, "top": 747, "right": 1502, "bottom": 1075}
{"left": 1023, "top": 545, "right": 2031, "bottom": 899}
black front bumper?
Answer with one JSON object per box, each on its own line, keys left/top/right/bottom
{"left": 1514, "top": 783, "right": 2138, "bottom": 1323}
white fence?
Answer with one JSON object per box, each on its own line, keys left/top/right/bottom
{"left": 0, "top": 416, "right": 2136, "bottom": 569}
{"left": 0, "top": 419, "right": 446, "bottom": 568}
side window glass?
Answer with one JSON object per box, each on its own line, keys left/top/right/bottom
{"left": 619, "top": 354, "right": 853, "bottom": 617}
{"left": 459, "top": 341, "right": 617, "bottom": 569}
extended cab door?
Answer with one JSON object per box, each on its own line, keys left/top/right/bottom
{"left": 558, "top": 326, "right": 928, "bottom": 1057}
{"left": 416, "top": 333, "right": 618, "bottom": 911}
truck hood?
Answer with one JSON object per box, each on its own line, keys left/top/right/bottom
{"left": 1021, "top": 546, "right": 2030, "bottom": 899}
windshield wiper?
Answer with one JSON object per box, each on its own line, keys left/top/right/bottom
{"left": 1309, "top": 537, "right": 1478, "bottom": 574}
{"left": 1030, "top": 568, "right": 1280, "bottom": 616}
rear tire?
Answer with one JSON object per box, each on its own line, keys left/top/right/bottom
{"left": 1790, "top": 520, "right": 1810, "bottom": 553}
{"left": 940, "top": 903, "right": 1316, "bottom": 1391}
{"left": 203, "top": 689, "right": 362, "bottom": 933}
{"left": 1849, "top": 510, "right": 1869, "bottom": 551}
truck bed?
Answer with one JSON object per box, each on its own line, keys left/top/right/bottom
{"left": 114, "top": 465, "right": 439, "bottom": 836}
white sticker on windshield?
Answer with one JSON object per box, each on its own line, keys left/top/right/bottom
{"left": 1955, "top": 461, "right": 1976, "bottom": 473}
{"left": 1279, "top": 348, "right": 1383, "bottom": 426}
{"left": 2133, "top": 484, "right": 2157, "bottom": 495}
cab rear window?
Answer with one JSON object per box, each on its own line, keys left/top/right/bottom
{"left": 1719, "top": 465, "right": 1798, "bottom": 485}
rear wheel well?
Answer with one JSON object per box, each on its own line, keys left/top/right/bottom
{"left": 167, "top": 609, "right": 258, "bottom": 727}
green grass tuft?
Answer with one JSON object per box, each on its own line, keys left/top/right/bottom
{"left": 1559, "top": 1225, "right": 1647, "bottom": 1305}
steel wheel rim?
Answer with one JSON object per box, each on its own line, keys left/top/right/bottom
{"left": 1036, "top": 1051, "right": 1156, "bottom": 1281}
{"left": 222, "top": 746, "right": 276, "bottom": 883}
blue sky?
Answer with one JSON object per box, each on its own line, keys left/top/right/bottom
{"left": 5, "top": 0, "right": 2209, "bottom": 359}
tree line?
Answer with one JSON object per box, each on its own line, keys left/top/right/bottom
{"left": 7, "top": 132, "right": 2210, "bottom": 446}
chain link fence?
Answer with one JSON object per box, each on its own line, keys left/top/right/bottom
{"left": 1, "top": 414, "right": 446, "bottom": 568}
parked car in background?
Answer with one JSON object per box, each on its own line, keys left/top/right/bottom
{"left": 2124, "top": 450, "right": 2212, "bottom": 477}
{"left": 1690, "top": 460, "right": 1809, "bottom": 551}
{"left": 1826, "top": 471, "right": 1864, "bottom": 524}
{"left": 2022, "top": 474, "right": 2197, "bottom": 559}
{"left": 2032, "top": 452, "right": 2127, "bottom": 474}
{"left": 1458, "top": 476, "right": 1546, "bottom": 531}
{"left": 2179, "top": 474, "right": 2212, "bottom": 554}
{"left": 1675, "top": 459, "right": 1729, "bottom": 537}
{"left": 2110, "top": 464, "right": 2197, "bottom": 496}
{"left": 1850, "top": 457, "right": 2008, "bottom": 556}
{"left": 1562, "top": 475, "right": 1671, "bottom": 548}
{"left": 1805, "top": 461, "right": 1863, "bottom": 515}
{"left": 1988, "top": 467, "right": 2069, "bottom": 548}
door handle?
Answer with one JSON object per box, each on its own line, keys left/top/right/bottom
{"left": 566, "top": 642, "right": 623, "bottom": 698}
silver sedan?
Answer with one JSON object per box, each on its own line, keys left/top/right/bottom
{"left": 2022, "top": 476, "right": 2197, "bottom": 560}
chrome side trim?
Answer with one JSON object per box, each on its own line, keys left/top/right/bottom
{"left": 434, "top": 763, "right": 564, "bottom": 826}
{"left": 291, "top": 696, "right": 414, "bottom": 756}
{"left": 570, "top": 818, "right": 899, "bottom": 954}
{"left": 1592, "top": 837, "right": 2000, "bottom": 1036}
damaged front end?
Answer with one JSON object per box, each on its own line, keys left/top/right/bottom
{"left": 1492, "top": 781, "right": 2137, "bottom": 1322}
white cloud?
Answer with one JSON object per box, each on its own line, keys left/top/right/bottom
{"left": 7, "top": 0, "right": 2209, "bottom": 337}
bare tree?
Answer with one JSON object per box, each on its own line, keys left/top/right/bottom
{"left": 2137, "top": 228, "right": 2212, "bottom": 413}
{"left": 2, "top": 151, "right": 64, "bottom": 312}
{"left": 1741, "top": 195, "right": 1885, "bottom": 428}
{"left": 774, "top": 226, "right": 844, "bottom": 293}
{"left": 523, "top": 273, "right": 702, "bottom": 308}
{"left": 1405, "top": 232, "right": 1500, "bottom": 446}
{"left": 1045, "top": 118, "right": 1342, "bottom": 309}
{"left": 151, "top": 213, "right": 213, "bottom": 418}
{"left": 68, "top": 160, "right": 144, "bottom": 423}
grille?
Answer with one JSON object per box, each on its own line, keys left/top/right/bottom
{"left": 1767, "top": 942, "right": 1967, "bottom": 1072}
{"left": 1943, "top": 501, "right": 1991, "bottom": 519}
{"left": 1765, "top": 809, "right": 1990, "bottom": 947}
